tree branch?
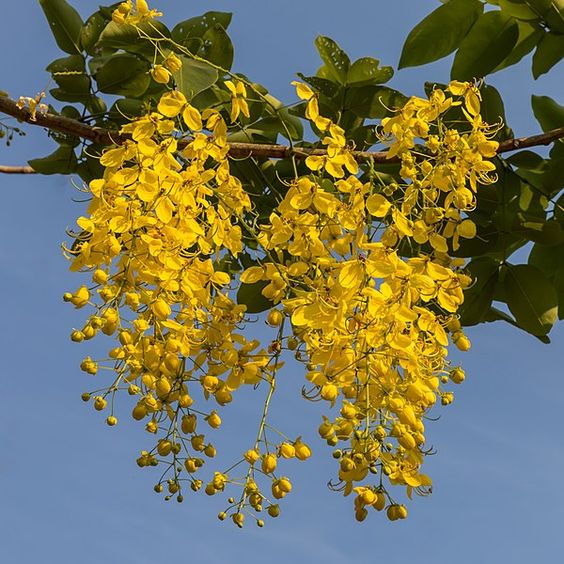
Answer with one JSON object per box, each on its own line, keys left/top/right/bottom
{"left": 1, "top": 95, "right": 563, "bottom": 174}
{"left": 0, "top": 165, "right": 36, "bottom": 174}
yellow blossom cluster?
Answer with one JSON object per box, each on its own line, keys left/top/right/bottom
{"left": 64, "top": 2, "right": 500, "bottom": 526}
{"left": 240, "top": 80, "right": 497, "bottom": 521}
{"left": 112, "top": 0, "right": 162, "bottom": 25}
{"left": 64, "top": 85, "right": 311, "bottom": 523}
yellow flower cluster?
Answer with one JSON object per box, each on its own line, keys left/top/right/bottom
{"left": 112, "top": 0, "right": 162, "bottom": 25}
{"left": 241, "top": 80, "right": 497, "bottom": 521}
{"left": 65, "top": 13, "right": 499, "bottom": 523}
{"left": 65, "top": 85, "right": 310, "bottom": 521}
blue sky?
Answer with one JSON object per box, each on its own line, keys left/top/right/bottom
{"left": 0, "top": 1, "right": 562, "bottom": 563}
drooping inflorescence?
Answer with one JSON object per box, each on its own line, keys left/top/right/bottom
{"left": 63, "top": 0, "right": 499, "bottom": 527}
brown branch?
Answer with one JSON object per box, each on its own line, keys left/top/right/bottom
{"left": 0, "top": 165, "right": 36, "bottom": 173}
{"left": 1, "top": 95, "right": 563, "bottom": 174}
{"left": 497, "top": 127, "right": 564, "bottom": 152}
{"left": 0, "top": 95, "right": 126, "bottom": 145}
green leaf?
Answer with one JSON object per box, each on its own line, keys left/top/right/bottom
{"left": 531, "top": 94, "right": 564, "bottom": 132}
{"left": 520, "top": 219, "right": 564, "bottom": 245}
{"left": 346, "top": 86, "right": 407, "bottom": 119}
{"left": 521, "top": 0, "right": 552, "bottom": 17}
{"left": 493, "top": 21, "right": 544, "bottom": 72}
{"left": 481, "top": 84, "right": 513, "bottom": 139}
{"left": 506, "top": 149, "right": 545, "bottom": 169}
{"left": 95, "top": 55, "right": 150, "bottom": 97}
{"left": 80, "top": 11, "right": 109, "bottom": 55}
{"left": 399, "top": 0, "right": 483, "bottom": 68}
{"left": 485, "top": 305, "right": 551, "bottom": 342}
{"left": 541, "top": 0, "right": 564, "bottom": 33}
{"left": 109, "top": 98, "right": 147, "bottom": 121}
{"left": 483, "top": 305, "right": 517, "bottom": 326}
{"left": 60, "top": 105, "right": 81, "bottom": 120}
{"left": 199, "top": 25, "right": 234, "bottom": 70}
{"left": 555, "top": 192, "right": 564, "bottom": 221}
{"left": 460, "top": 257, "right": 501, "bottom": 326}
{"left": 451, "top": 12, "right": 519, "bottom": 80}
{"left": 39, "top": 0, "right": 83, "bottom": 55}
{"left": 528, "top": 241, "right": 564, "bottom": 278}
{"left": 251, "top": 112, "right": 303, "bottom": 142}
{"left": 171, "top": 11, "right": 232, "bottom": 46}
{"left": 532, "top": 32, "right": 564, "bottom": 78}
{"left": 49, "top": 88, "right": 91, "bottom": 104}
{"left": 77, "top": 142, "right": 104, "bottom": 183}
{"left": 97, "top": 20, "right": 171, "bottom": 55}
{"left": 86, "top": 96, "right": 107, "bottom": 116}
{"left": 296, "top": 73, "right": 340, "bottom": 97}
{"left": 236, "top": 281, "right": 275, "bottom": 314}
{"left": 253, "top": 118, "right": 292, "bottom": 142}
{"left": 553, "top": 265, "right": 564, "bottom": 319}
{"left": 451, "top": 225, "right": 500, "bottom": 257}
{"left": 346, "top": 58, "right": 393, "bottom": 86}
{"left": 503, "top": 263, "right": 558, "bottom": 335}
{"left": 498, "top": 0, "right": 539, "bottom": 20}
{"left": 260, "top": 93, "right": 304, "bottom": 141}
{"left": 46, "top": 55, "right": 90, "bottom": 97}
{"left": 29, "top": 145, "right": 77, "bottom": 175}
{"left": 173, "top": 57, "right": 218, "bottom": 101}
{"left": 314, "top": 36, "right": 350, "bottom": 85}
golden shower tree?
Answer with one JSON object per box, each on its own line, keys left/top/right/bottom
{"left": 0, "top": 0, "right": 562, "bottom": 527}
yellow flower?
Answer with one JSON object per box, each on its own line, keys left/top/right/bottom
{"left": 224, "top": 80, "right": 250, "bottom": 122}
{"left": 151, "top": 65, "right": 171, "bottom": 84}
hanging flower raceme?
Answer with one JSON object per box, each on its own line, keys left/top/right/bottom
{"left": 239, "top": 80, "right": 497, "bottom": 521}
{"left": 64, "top": 2, "right": 499, "bottom": 526}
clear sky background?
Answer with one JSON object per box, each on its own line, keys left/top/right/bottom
{"left": 0, "top": 1, "right": 562, "bottom": 563}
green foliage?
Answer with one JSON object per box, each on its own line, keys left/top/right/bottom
{"left": 503, "top": 264, "right": 558, "bottom": 336}
{"left": 315, "top": 36, "right": 350, "bottom": 84}
{"left": 199, "top": 25, "right": 234, "bottom": 70}
{"left": 28, "top": 145, "right": 77, "bottom": 174}
{"left": 346, "top": 58, "right": 394, "bottom": 87}
{"left": 171, "top": 11, "right": 232, "bottom": 50}
{"left": 39, "top": 0, "right": 83, "bottom": 55}
{"left": 402, "top": 0, "right": 564, "bottom": 80}
{"left": 80, "top": 10, "right": 110, "bottom": 54}
{"left": 531, "top": 95, "right": 564, "bottom": 133}
{"left": 459, "top": 257, "right": 500, "bottom": 326}
{"left": 532, "top": 32, "right": 564, "bottom": 77}
{"left": 173, "top": 58, "right": 218, "bottom": 100}
{"left": 95, "top": 55, "right": 151, "bottom": 97}
{"left": 236, "top": 281, "right": 274, "bottom": 314}
{"left": 47, "top": 55, "right": 91, "bottom": 103}
{"left": 97, "top": 20, "right": 171, "bottom": 54}
{"left": 451, "top": 12, "right": 519, "bottom": 80}
{"left": 493, "top": 21, "right": 543, "bottom": 72}
{"left": 398, "top": 0, "right": 483, "bottom": 68}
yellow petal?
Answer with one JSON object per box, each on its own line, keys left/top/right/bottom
{"left": 136, "top": 182, "right": 160, "bottom": 202}
{"left": 155, "top": 196, "right": 174, "bottom": 224}
{"left": 157, "top": 91, "right": 187, "bottom": 117}
{"left": 211, "top": 271, "right": 230, "bottom": 285}
{"left": 305, "top": 155, "right": 325, "bottom": 171}
{"left": 428, "top": 232, "right": 448, "bottom": 253}
{"left": 447, "top": 80, "right": 468, "bottom": 96}
{"left": 457, "top": 219, "right": 476, "bottom": 239}
{"left": 339, "top": 261, "right": 364, "bottom": 290}
{"left": 224, "top": 80, "right": 237, "bottom": 96}
{"left": 240, "top": 266, "right": 264, "bottom": 284}
{"left": 465, "top": 89, "right": 481, "bottom": 116}
{"left": 292, "top": 81, "right": 314, "bottom": 101}
{"left": 366, "top": 194, "right": 391, "bottom": 217}
{"left": 182, "top": 104, "right": 202, "bottom": 131}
